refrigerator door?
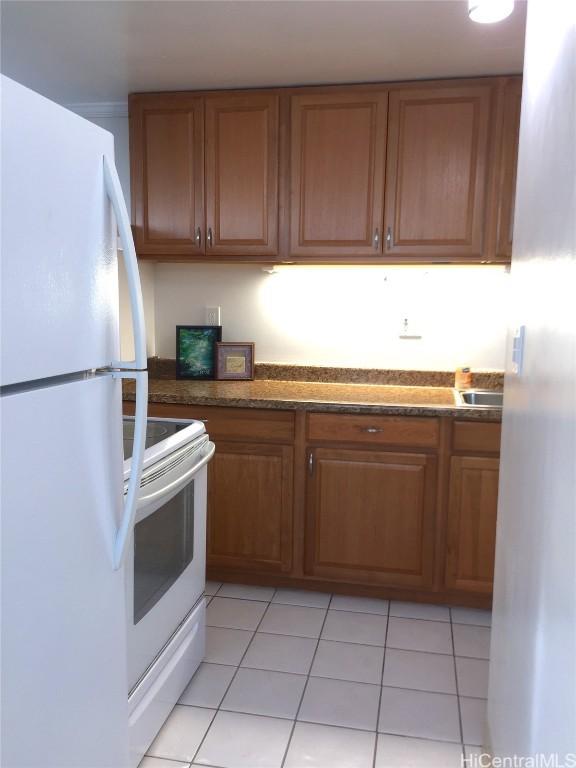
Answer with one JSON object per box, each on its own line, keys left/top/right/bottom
{"left": 0, "top": 374, "right": 129, "bottom": 768}
{"left": 0, "top": 75, "right": 119, "bottom": 386}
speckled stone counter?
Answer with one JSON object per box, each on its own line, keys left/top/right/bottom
{"left": 123, "top": 377, "right": 502, "bottom": 421}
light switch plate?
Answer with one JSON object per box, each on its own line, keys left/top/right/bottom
{"left": 512, "top": 325, "right": 525, "bottom": 374}
{"left": 205, "top": 306, "right": 221, "bottom": 326}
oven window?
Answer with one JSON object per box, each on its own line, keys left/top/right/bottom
{"left": 133, "top": 482, "right": 194, "bottom": 624}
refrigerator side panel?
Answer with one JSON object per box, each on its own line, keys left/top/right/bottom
{"left": 0, "top": 375, "right": 129, "bottom": 768}
{"left": 0, "top": 75, "right": 120, "bottom": 386}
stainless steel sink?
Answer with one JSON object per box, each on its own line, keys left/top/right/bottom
{"left": 459, "top": 390, "right": 504, "bottom": 407}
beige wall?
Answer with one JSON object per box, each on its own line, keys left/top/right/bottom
{"left": 488, "top": 0, "right": 576, "bottom": 759}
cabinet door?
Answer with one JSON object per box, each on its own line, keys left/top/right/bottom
{"left": 445, "top": 456, "right": 499, "bottom": 594}
{"left": 205, "top": 93, "right": 279, "bottom": 257}
{"left": 130, "top": 94, "right": 204, "bottom": 257}
{"left": 306, "top": 448, "right": 436, "bottom": 588}
{"left": 496, "top": 79, "right": 522, "bottom": 258}
{"left": 384, "top": 83, "right": 494, "bottom": 259}
{"left": 207, "top": 442, "right": 293, "bottom": 573}
{"left": 290, "top": 91, "right": 387, "bottom": 258}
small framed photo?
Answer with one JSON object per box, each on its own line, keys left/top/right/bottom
{"left": 216, "top": 342, "right": 255, "bottom": 381}
{"left": 176, "top": 325, "right": 222, "bottom": 380}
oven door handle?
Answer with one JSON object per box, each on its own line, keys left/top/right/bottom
{"left": 137, "top": 442, "right": 215, "bottom": 508}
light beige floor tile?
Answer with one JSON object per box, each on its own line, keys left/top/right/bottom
{"left": 387, "top": 617, "right": 453, "bottom": 655}
{"left": 284, "top": 722, "right": 376, "bottom": 768}
{"left": 204, "top": 626, "right": 253, "bottom": 665}
{"left": 330, "top": 595, "right": 389, "bottom": 615}
{"left": 390, "top": 602, "right": 450, "bottom": 622}
{"left": 461, "top": 696, "right": 487, "bottom": 745}
{"left": 221, "top": 667, "right": 306, "bottom": 719}
{"left": 147, "top": 705, "right": 215, "bottom": 762}
{"left": 217, "top": 583, "right": 275, "bottom": 601}
{"left": 241, "top": 632, "right": 318, "bottom": 674}
{"left": 453, "top": 624, "right": 491, "bottom": 659}
{"left": 206, "top": 597, "right": 267, "bottom": 630}
{"left": 179, "top": 663, "right": 236, "bottom": 708}
{"left": 321, "top": 610, "right": 388, "bottom": 646}
{"left": 204, "top": 581, "right": 222, "bottom": 596}
{"left": 194, "top": 710, "right": 292, "bottom": 768}
{"left": 455, "top": 657, "right": 489, "bottom": 698}
{"left": 383, "top": 649, "right": 457, "bottom": 694}
{"left": 451, "top": 607, "right": 492, "bottom": 627}
{"left": 298, "top": 676, "right": 380, "bottom": 731}
{"left": 272, "top": 588, "right": 331, "bottom": 608}
{"left": 375, "top": 734, "right": 463, "bottom": 767}
{"left": 258, "top": 603, "right": 326, "bottom": 638}
{"left": 378, "top": 686, "right": 460, "bottom": 742}
{"left": 311, "top": 639, "right": 384, "bottom": 684}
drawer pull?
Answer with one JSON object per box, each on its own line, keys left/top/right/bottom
{"left": 361, "top": 427, "right": 384, "bottom": 434}
{"left": 308, "top": 451, "right": 314, "bottom": 476}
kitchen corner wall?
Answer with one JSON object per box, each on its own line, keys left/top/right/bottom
{"left": 82, "top": 111, "right": 508, "bottom": 372}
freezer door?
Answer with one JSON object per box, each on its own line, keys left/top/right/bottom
{"left": 0, "top": 75, "right": 119, "bottom": 386}
{"left": 0, "top": 375, "right": 129, "bottom": 768}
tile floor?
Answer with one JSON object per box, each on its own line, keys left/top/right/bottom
{"left": 141, "top": 583, "right": 492, "bottom": 768}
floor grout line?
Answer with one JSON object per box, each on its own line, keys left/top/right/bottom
{"left": 449, "top": 607, "right": 466, "bottom": 755}
{"left": 279, "top": 592, "right": 334, "bottom": 768}
{"left": 188, "top": 588, "right": 278, "bottom": 765}
{"left": 371, "top": 595, "right": 390, "bottom": 768}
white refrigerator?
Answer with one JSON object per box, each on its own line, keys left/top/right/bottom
{"left": 0, "top": 76, "right": 148, "bottom": 767}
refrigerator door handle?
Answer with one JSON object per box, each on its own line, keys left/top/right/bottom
{"left": 111, "top": 369, "right": 148, "bottom": 570}
{"left": 103, "top": 155, "right": 147, "bottom": 371}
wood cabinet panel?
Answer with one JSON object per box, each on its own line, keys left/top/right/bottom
{"left": 453, "top": 421, "right": 501, "bottom": 454}
{"left": 125, "top": 402, "right": 295, "bottom": 443}
{"left": 496, "top": 79, "right": 522, "bottom": 258}
{"left": 205, "top": 93, "right": 279, "bottom": 256}
{"left": 445, "top": 456, "right": 499, "bottom": 593}
{"left": 208, "top": 442, "right": 293, "bottom": 572}
{"left": 307, "top": 413, "right": 439, "bottom": 448}
{"left": 289, "top": 90, "right": 387, "bottom": 257}
{"left": 384, "top": 83, "right": 494, "bottom": 259}
{"left": 306, "top": 448, "right": 436, "bottom": 588}
{"left": 130, "top": 94, "right": 204, "bottom": 257}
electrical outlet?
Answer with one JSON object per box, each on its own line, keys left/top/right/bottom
{"left": 205, "top": 306, "right": 221, "bottom": 326}
{"left": 399, "top": 316, "right": 422, "bottom": 339}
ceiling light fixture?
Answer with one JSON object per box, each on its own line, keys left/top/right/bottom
{"left": 468, "top": 0, "right": 514, "bottom": 23}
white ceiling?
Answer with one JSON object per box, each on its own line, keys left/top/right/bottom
{"left": 1, "top": 0, "right": 526, "bottom": 105}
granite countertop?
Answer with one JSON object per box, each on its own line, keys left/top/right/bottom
{"left": 123, "top": 376, "right": 502, "bottom": 421}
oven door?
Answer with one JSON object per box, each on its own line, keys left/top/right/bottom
{"left": 126, "top": 437, "right": 214, "bottom": 691}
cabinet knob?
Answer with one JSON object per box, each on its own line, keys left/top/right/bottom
{"left": 386, "top": 227, "right": 392, "bottom": 248}
{"left": 361, "top": 427, "right": 384, "bottom": 434}
{"left": 373, "top": 228, "right": 380, "bottom": 249}
{"left": 195, "top": 227, "right": 201, "bottom": 247}
{"left": 207, "top": 227, "right": 213, "bottom": 248}
{"left": 308, "top": 451, "right": 314, "bottom": 476}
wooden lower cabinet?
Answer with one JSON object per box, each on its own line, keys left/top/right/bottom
{"left": 305, "top": 447, "right": 437, "bottom": 589}
{"left": 444, "top": 455, "right": 499, "bottom": 594}
{"left": 207, "top": 441, "right": 293, "bottom": 573}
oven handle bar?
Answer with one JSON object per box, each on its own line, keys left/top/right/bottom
{"left": 137, "top": 442, "right": 215, "bottom": 507}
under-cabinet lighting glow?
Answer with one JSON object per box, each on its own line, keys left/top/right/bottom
{"left": 468, "top": 0, "right": 514, "bottom": 23}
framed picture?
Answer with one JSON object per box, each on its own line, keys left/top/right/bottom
{"left": 216, "top": 342, "right": 255, "bottom": 381}
{"left": 176, "top": 325, "right": 222, "bottom": 380}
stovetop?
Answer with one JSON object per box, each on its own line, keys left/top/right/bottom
{"left": 123, "top": 417, "right": 200, "bottom": 460}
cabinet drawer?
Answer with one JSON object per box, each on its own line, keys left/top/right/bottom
{"left": 452, "top": 421, "right": 501, "bottom": 454}
{"left": 307, "top": 413, "right": 439, "bottom": 448}
{"left": 124, "top": 401, "right": 295, "bottom": 443}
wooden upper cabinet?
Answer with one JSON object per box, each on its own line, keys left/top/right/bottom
{"left": 130, "top": 94, "right": 204, "bottom": 258}
{"left": 305, "top": 447, "right": 436, "bottom": 588}
{"left": 205, "top": 93, "right": 279, "bottom": 257}
{"left": 496, "top": 78, "right": 522, "bottom": 258}
{"left": 384, "top": 83, "right": 495, "bottom": 260}
{"left": 289, "top": 91, "right": 388, "bottom": 258}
